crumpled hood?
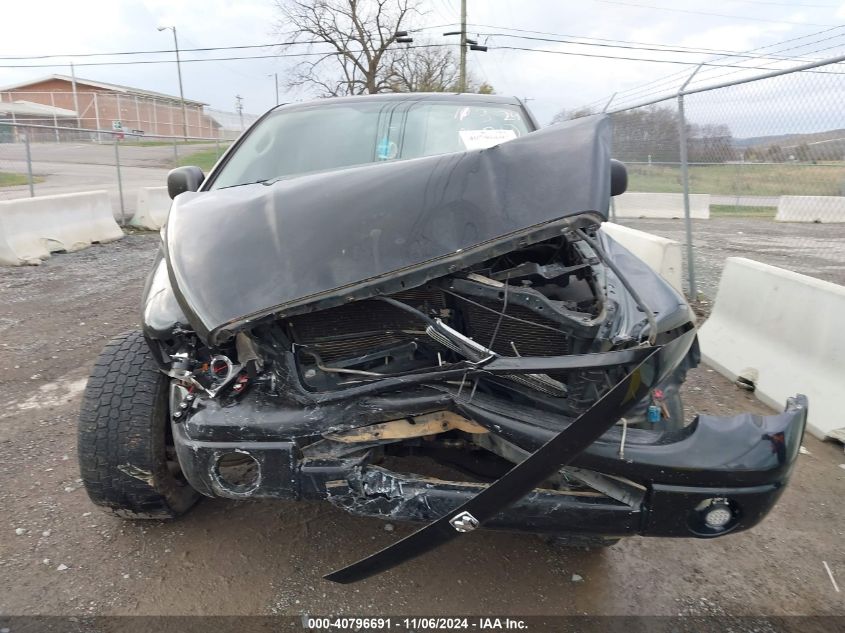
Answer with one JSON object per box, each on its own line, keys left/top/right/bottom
{"left": 164, "top": 115, "right": 612, "bottom": 344}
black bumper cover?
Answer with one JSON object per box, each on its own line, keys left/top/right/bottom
{"left": 172, "top": 393, "right": 807, "bottom": 539}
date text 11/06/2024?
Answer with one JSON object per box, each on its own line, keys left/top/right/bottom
{"left": 303, "top": 617, "right": 528, "bottom": 630}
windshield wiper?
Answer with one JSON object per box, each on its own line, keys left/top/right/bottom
{"left": 218, "top": 178, "right": 277, "bottom": 190}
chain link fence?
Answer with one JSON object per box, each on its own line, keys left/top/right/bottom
{"left": 0, "top": 90, "right": 261, "bottom": 222}
{"left": 0, "top": 122, "right": 232, "bottom": 222}
{"left": 594, "top": 54, "right": 845, "bottom": 299}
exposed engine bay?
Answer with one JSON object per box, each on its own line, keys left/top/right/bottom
{"left": 287, "top": 233, "right": 608, "bottom": 403}
{"left": 159, "top": 227, "right": 666, "bottom": 437}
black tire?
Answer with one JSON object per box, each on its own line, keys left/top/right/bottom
{"left": 78, "top": 330, "right": 199, "bottom": 519}
{"left": 544, "top": 534, "right": 621, "bottom": 550}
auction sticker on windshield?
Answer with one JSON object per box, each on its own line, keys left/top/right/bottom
{"left": 459, "top": 129, "right": 517, "bottom": 150}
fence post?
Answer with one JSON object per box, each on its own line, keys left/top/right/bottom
{"left": 173, "top": 136, "right": 179, "bottom": 162}
{"left": 113, "top": 136, "right": 125, "bottom": 225}
{"left": 50, "top": 93, "right": 60, "bottom": 143}
{"left": 215, "top": 138, "right": 220, "bottom": 160}
{"left": 677, "top": 64, "right": 703, "bottom": 299}
{"left": 24, "top": 131, "right": 35, "bottom": 197}
{"left": 93, "top": 93, "right": 102, "bottom": 142}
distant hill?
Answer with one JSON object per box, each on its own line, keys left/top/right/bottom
{"left": 734, "top": 129, "right": 845, "bottom": 161}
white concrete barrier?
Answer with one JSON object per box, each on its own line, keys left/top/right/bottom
{"left": 775, "top": 195, "right": 845, "bottom": 223}
{"left": 698, "top": 257, "right": 845, "bottom": 441}
{"left": 131, "top": 186, "right": 171, "bottom": 230}
{"left": 601, "top": 222, "right": 684, "bottom": 294}
{"left": 614, "top": 192, "right": 710, "bottom": 219}
{"left": 0, "top": 191, "right": 123, "bottom": 266}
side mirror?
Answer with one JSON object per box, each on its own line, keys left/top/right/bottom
{"left": 167, "top": 166, "right": 205, "bottom": 200}
{"left": 610, "top": 159, "right": 628, "bottom": 197}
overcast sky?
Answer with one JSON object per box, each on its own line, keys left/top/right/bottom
{"left": 1, "top": 0, "right": 844, "bottom": 133}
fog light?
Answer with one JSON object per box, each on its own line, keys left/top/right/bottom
{"left": 690, "top": 497, "right": 738, "bottom": 536}
{"left": 704, "top": 504, "right": 733, "bottom": 528}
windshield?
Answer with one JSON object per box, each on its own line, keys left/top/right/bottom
{"left": 209, "top": 100, "right": 531, "bottom": 190}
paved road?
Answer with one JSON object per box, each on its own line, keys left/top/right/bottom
{"left": 0, "top": 142, "right": 219, "bottom": 219}
{"left": 0, "top": 234, "right": 843, "bottom": 619}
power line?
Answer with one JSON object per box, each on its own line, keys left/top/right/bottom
{"left": 683, "top": 38, "right": 845, "bottom": 90}
{"left": 0, "top": 23, "right": 460, "bottom": 62}
{"left": 2, "top": 39, "right": 844, "bottom": 74}
{"left": 0, "top": 27, "right": 830, "bottom": 70}
{"left": 586, "top": 24, "right": 845, "bottom": 109}
{"left": 0, "top": 44, "right": 456, "bottom": 69}
{"left": 466, "top": 22, "right": 822, "bottom": 60}
{"left": 475, "top": 31, "right": 832, "bottom": 61}
{"left": 617, "top": 28, "right": 845, "bottom": 105}
{"left": 463, "top": 21, "right": 845, "bottom": 112}
{"left": 0, "top": 40, "right": 324, "bottom": 61}
{"left": 593, "top": 0, "right": 834, "bottom": 26}
{"left": 492, "top": 45, "right": 845, "bottom": 73}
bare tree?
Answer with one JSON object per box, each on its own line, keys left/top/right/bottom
{"left": 388, "top": 45, "right": 458, "bottom": 92}
{"left": 388, "top": 45, "right": 494, "bottom": 93}
{"left": 274, "top": 0, "right": 419, "bottom": 96}
{"left": 550, "top": 107, "right": 595, "bottom": 124}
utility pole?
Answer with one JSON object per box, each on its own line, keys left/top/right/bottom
{"left": 158, "top": 25, "right": 188, "bottom": 140}
{"left": 443, "top": 1, "right": 486, "bottom": 93}
{"left": 235, "top": 95, "right": 244, "bottom": 131}
{"left": 459, "top": 0, "right": 467, "bottom": 92}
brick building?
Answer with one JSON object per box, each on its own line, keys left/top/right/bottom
{"left": 0, "top": 74, "right": 220, "bottom": 138}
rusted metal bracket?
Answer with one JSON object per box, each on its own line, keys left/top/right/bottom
{"left": 325, "top": 412, "right": 488, "bottom": 444}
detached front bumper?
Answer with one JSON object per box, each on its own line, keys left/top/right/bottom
{"left": 172, "top": 393, "right": 807, "bottom": 539}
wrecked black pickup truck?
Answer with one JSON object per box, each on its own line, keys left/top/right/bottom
{"left": 78, "top": 93, "right": 807, "bottom": 583}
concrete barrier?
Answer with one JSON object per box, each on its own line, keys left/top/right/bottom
{"left": 775, "top": 195, "right": 845, "bottom": 223}
{"left": 614, "top": 192, "right": 710, "bottom": 219}
{"left": 601, "top": 222, "right": 684, "bottom": 294}
{"left": 131, "top": 186, "right": 171, "bottom": 230}
{"left": 698, "top": 257, "right": 845, "bottom": 441}
{"left": 0, "top": 191, "right": 123, "bottom": 266}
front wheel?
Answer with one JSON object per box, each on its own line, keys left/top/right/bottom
{"left": 78, "top": 330, "right": 199, "bottom": 519}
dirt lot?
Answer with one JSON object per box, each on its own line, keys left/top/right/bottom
{"left": 0, "top": 233, "right": 843, "bottom": 618}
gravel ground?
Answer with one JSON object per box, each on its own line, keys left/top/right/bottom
{"left": 0, "top": 234, "right": 843, "bottom": 618}
{"left": 622, "top": 218, "right": 845, "bottom": 299}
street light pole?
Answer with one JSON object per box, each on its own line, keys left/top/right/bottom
{"left": 158, "top": 25, "right": 188, "bottom": 140}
